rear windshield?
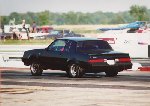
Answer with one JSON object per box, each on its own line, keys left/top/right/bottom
{"left": 77, "top": 40, "right": 112, "bottom": 52}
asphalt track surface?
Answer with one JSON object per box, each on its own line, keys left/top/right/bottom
{"left": 1, "top": 69, "right": 150, "bottom": 106}
{"left": 0, "top": 45, "right": 150, "bottom": 106}
{"left": 1, "top": 70, "right": 150, "bottom": 90}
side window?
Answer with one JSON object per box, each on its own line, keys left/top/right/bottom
{"left": 64, "top": 40, "right": 72, "bottom": 52}
{"left": 48, "top": 40, "right": 66, "bottom": 51}
{"left": 69, "top": 41, "right": 77, "bottom": 53}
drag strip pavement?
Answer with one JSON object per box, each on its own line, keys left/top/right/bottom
{"left": 1, "top": 70, "right": 150, "bottom": 89}
{"left": 1, "top": 69, "right": 150, "bottom": 106}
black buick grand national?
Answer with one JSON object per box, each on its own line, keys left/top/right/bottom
{"left": 22, "top": 37, "right": 132, "bottom": 78}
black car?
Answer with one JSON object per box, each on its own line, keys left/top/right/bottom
{"left": 22, "top": 37, "right": 132, "bottom": 78}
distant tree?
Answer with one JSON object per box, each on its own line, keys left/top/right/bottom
{"left": 1, "top": 16, "right": 9, "bottom": 25}
{"left": 129, "top": 5, "right": 148, "bottom": 21}
{"left": 2, "top": 9, "right": 150, "bottom": 26}
{"left": 38, "top": 10, "right": 50, "bottom": 25}
{"left": 25, "top": 12, "right": 39, "bottom": 25}
{"left": 63, "top": 12, "right": 80, "bottom": 24}
{"left": 9, "top": 12, "right": 22, "bottom": 24}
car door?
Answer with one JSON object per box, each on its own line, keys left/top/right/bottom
{"left": 54, "top": 40, "right": 71, "bottom": 68}
{"left": 40, "top": 39, "right": 69, "bottom": 69}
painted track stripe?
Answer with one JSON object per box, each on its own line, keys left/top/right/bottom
{"left": 138, "top": 67, "right": 150, "bottom": 72}
{"left": 0, "top": 67, "right": 29, "bottom": 71}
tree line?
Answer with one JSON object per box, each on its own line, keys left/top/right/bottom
{"left": 1, "top": 5, "right": 150, "bottom": 26}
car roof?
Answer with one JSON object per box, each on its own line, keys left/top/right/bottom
{"left": 58, "top": 37, "right": 99, "bottom": 42}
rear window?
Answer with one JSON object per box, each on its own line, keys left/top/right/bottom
{"left": 77, "top": 40, "right": 112, "bottom": 52}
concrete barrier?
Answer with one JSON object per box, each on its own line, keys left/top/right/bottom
{"left": 0, "top": 54, "right": 10, "bottom": 67}
{"left": 0, "top": 54, "right": 29, "bottom": 68}
{"left": 98, "top": 33, "right": 150, "bottom": 58}
{"left": 148, "top": 45, "right": 150, "bottom": 58}
{"left": 0, "top": 54, "right": 5, "bottom": 67}
{"left": 130, "top": 63, "right": 142, "bottom": 71}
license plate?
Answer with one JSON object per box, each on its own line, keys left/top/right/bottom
{"left": 107, "top": 60, "right": 115, "bottom": 65}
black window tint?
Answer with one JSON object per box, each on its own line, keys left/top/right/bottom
{"left": 69, "top": 41, "right": 77, "bottom": 52}
{"left": 77, "top": 40, "right": 112, "bottom": 51}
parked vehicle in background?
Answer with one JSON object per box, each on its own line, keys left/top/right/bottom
{"left": 2, "top": 24, "right": 30, "bottom": 40}
{"left": 46, "top": 30, "right": 63, "bottom": 39}
{"left": 63, "top": 30, "right": 84, "bottom": 37}
{"left": 22, "top": 37, "right": 132, "bottom": 78}
{"left": 2, "top": 24, "right": 52, "bottom": 40}
{"left": 36, "top": 26, "right": 53, "bottom": 33}
{"left": 46, "top": 29, "right": 84, "bottom": 39}
{"left": 33, "top": 34, "right": 47, "bottom": 40}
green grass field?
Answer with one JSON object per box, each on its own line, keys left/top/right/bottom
{"left": 0, "top": 39, "right": 53, "bottom": 45}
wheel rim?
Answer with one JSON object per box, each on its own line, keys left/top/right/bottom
{"left": 70, "top": 64, "right": 77, "bottom": 77}
{"left": 70, "top": 64, "right": 83, "bottom": 77}
{"left": 31, "top": 63, "right": 39, "bottom": 73}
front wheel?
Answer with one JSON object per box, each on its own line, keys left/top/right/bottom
{"left": 105, "top": 71, "right": 118, "bottom": 77}
{"left": 30, "top": 62, "right": 43, "bottom": 76}
{"left": 67, "top": 63, "right": 84, "bottom": 78}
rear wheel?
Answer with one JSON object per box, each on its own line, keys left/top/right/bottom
{"left": 67, "top": 63, "right": 84, "bottom": 78}
{"left": 105, "top": 70, "right": 118, "bottom": 77}
{"left": 30, "top": 62, "right": 43, "bottom": 76}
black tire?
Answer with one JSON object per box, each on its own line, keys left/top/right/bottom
{"left": 67, "top": 63, "right": 84, "bottom": 78}
{"left": 30, "top": 62, "right": 43, "bottom": 76}
{"left": 105, "top": 71, "right": 118, "bottom": 77}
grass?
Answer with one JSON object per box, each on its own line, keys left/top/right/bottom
{"left": 54, "top": 25, "right": 102, "bottom": 34}
{"left": 54, "top": 24, "right": 118, "bottom": 34}
{"left": 0, "top": 39, "right": 53, "bottom": 45}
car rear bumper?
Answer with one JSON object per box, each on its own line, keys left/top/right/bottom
{"left": 82, "top": 62, "right": 132, "bottom": 72}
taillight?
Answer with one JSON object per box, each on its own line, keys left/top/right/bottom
{"left": 88, "top": 59, "right": 105, "bottom": 63}
{"left": 118, "top": 58, "right": 131, "bottom": 62}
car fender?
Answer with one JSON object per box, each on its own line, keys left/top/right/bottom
{"left": 67, "top": 58, "right": 80, "bottom": 65}
{"left": 28, "top": 54, "right": 39, "bottom": 62}
{"left": 67, "top": 58, "right": 86, "bottom": 68}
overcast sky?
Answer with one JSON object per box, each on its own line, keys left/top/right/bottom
{"left": 0, "top": 0, "right": 150, "bottom": 15}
